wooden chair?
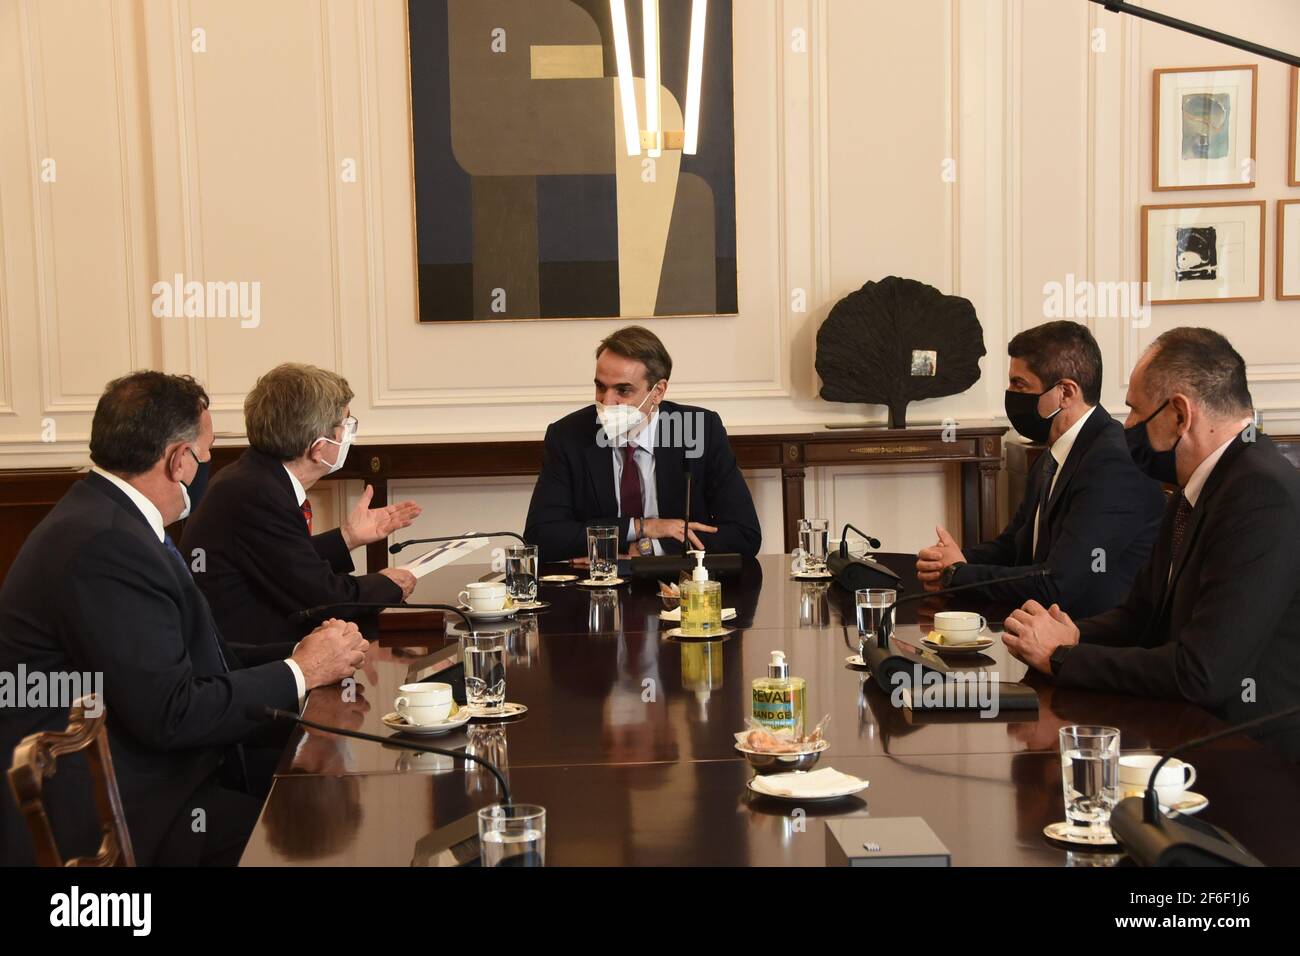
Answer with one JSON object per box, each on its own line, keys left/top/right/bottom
{"left": 7, "top": 693, "right": 135, "bottom": 866}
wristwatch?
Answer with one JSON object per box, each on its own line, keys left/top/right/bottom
{"left": 938, "top": 562, "right": 965, "bottom": 589}
{"left": 1049, "top": 645, "right": 1072, "bottom": 677}
{"left": 633, "top": 519, "right": 654, "bottom": 556}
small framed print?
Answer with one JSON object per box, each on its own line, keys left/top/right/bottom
{"left": 1280, "top": 201, "right": 1300, "bottom": 300}
{"left": 1141, "top": 201, "right": 1265, "bottom": 305}
{"left": 1153, "top": 65, "right": 1257, "bottom": 191}
{"left": 910, "top": 350, "right": 937, "bottom": 377}
{"left": 1290, "top": 68, "right": 1299, "bottom": 187}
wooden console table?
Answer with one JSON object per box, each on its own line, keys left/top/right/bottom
{"left": 0, "top": 423, "right": 1008, "bottom": 581}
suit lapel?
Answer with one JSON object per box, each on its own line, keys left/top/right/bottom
{"left": 655, "top": 415, "right": 686, "bottom": 520}
{"left": 1043, "top": 408, "right": 1109, "bottom": 520}
{"left": 585, "top": 440, "right": 618, "bottom": 520}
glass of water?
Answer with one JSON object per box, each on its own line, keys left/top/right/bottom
{"left": 505, "top": 544, "right": 539, "bottom": 604}
{"left": 586, "top": 525, "right": 618, "bottom": 582}
{"left": 478, "top": 803, "right": 546, "bottom": 867}
{"left": 855, "top": 588, "right": 896, "bottom": 650}
{"left": 1059, "top": 725, "right": 1120, "bottom": 833}
{"left": 798, "top": 518, "right": 830, "bottom": 574}
{"left": 462, "top": 629, "right": 507, "bottom": 714}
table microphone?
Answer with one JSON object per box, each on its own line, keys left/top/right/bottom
{"left": 390, "top": 530, "right": 526, "bottom": 555}
{"left": 260, "top": 706, "right": 511, "bottom": 802}
{"left": 1109, "top": 702, "right": 1300, "bottom": 866}
{"left": 289, "top": 601, "right": 477, "bottom": 635}
{"left": 838, "top": 522, "right": 882, "bottom": 554}
{"left": 827, "top": 523, "right": 897, "bottom": 591}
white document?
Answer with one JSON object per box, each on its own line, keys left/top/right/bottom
{"left": 397, "top": 534, "right": 489, "bottom": 579}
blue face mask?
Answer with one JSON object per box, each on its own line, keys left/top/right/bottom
{"left": 1125, "top": 400, "right": 1181, "bottom": 485}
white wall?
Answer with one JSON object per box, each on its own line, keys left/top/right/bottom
{"left": 2, "top": 0, "right": 1298, "bottom": 561}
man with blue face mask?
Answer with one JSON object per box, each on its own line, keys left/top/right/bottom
{"left": 525, "top": 326, "right": 761, "bottom": 562}
{"left": 1003, "top": 328, "right": 1300, "bottom": 761}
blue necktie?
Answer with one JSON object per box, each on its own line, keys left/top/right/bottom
{"left": 164, "top": 535, "right": 229, "bottom": 673}
{"left": 163, "top": 534, "right": 190, "bottom": 574}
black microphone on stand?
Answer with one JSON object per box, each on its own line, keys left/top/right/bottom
{"left": 1110, "top": 703, "right": 1300, "bottom": 866}
{"left": 827, "top": 523, "right": 898, "bottom": 591}
{"left": 838, "top": 522, "right": 881, "bottom": 556}
{"left": 390, "top": 531, "right": 527, "bottom": 555}
{"left": 290, "top": 601, "right": 477, "bottom": 635}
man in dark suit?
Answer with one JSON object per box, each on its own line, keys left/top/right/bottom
{"left": 182, "top": 363, "right": 421, "bottom": 647}
{"left": 1003, "top": 328, "right": 1300, "bottom": 760}
{"left": 0, "top": 372, "right": 367, "bottom": 865}
{"left": 524, "top": 326, "right": 761, "bottom": 562}
{"left": 917, "top": 321, "right": 1165, "bottom": 618}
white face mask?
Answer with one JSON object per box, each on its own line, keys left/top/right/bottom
{"left": 315, "top": 435, "right": 352, "bottom": 475}
{"left": 178, "top": 480, "right": 192, "bottom": 521}
{"left": 596, "top": 389, "right": 656, "bottom": 445}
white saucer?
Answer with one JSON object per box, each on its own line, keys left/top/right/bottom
{"left": 845, "top": 654, "right": 870, "bottom": 670}
{"left": 511, "top": 600, "right": 551, "bottom": 612}
{"left": 746, "top": 771, "right": 869, "bottom": 802}
{"left": 540, "top": 574, "right": 579, "bottom": 584}
{"left": 790, "top": 571, "right": 833, "bottom": 581}
{"left": 920, "top": 634, "right": 995, "bottom": 655}
{"left": 662, "top": 626, "right": 735, "bottom": 641}
{"left": 577, "top": 577, "right": 626, "bottom": 588}
{"left": 458, "top": 604, "right": 518, "bottom": 622}
{"left": 1120, "top": 789, "right": 1209, "bottom": 816}
{"left": 382, "top": 709, "right": 471, "bottom": 736}
{"left": 1043, "top": 821, "right": 1120, "bottom": 849}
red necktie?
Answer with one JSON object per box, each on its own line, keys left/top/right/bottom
{"left": 620, "top": 444, "right": 644, "bottom": 520}
{"left": 301, "top": 499, "right": 313, "bottom": 535}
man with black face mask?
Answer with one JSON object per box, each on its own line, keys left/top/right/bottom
{"left": 917, "top": 321, "right": 1165, "bottom": 617}
{"left": 1003, "top": 328, "right": 1300, "bottom": 761}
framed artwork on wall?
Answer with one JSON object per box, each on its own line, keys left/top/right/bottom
{"left": 1280, "top": 200, "right": 1300, "bottom": 300}
{"left": 405, "top": 0, "right": 739, "bottom": 323}
{"left": 1153, "top": 65, "right": 1257, "bottom": 191}
{"left": 1289, "top": 67, "right": 1299, "bottom": 187}
{"left": 1141, "top": 200, "right": 1265, "bottom": 305}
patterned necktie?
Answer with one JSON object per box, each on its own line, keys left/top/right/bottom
{"left": 1033, "top": 454, "right": 1059, "bottom": 560}
{"left": 300, "top": 499, "right": 313, "bottom": 535}
{"left": 1169, "top": 493, "right": 1193, "bottom": 570}
{"left": 620, "top": 444, "right": 644, "bottom": 520}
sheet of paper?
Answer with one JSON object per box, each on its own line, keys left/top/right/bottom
{"left": 397, "top": 534, "right": 489, "bottom": 579}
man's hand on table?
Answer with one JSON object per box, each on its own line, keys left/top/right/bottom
{"left": 378, "top": 566, "right": 416, "bottom": 599}
{"left": 291, "top": 618, "right": 369, "bottom": 689}
{"left": 916, "top": 525, "right": 965, "bottom": 592}
{"left": 1001, "top": 600, "right": 1079, "bottom": 674}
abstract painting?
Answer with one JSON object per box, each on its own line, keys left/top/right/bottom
{"left": 406, "top": 0, "right": 738, "bottom": 322}
{"left": 1154, "top": 66, "right": 1256, "bottom": 191}
{"left": 1141, "top": 202, "right": 1265, "bottom": 305}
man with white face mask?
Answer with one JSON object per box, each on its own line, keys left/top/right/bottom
{"left": 525, "top": 326, "right": 761, "bottom": 562}
{"left": 182, "top": 363, "right": 421, "bottom": 647}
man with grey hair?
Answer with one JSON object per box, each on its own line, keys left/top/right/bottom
{"left": 183, "top": 363, "right": 421, "bottom": 647}
{"left": 1003, "top": 328, "right": 1300, "bottom": 760}
{"left": 0, "top": 371, "right": 369, "bottom": 864}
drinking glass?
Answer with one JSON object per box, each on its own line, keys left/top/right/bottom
{"left": 478, "top": 804, "right": 546, "bottom": 867}
{"left": 1059, "top": 725, "right": 1121, "bottom": 832}
{"left": 855, "top": 588, "right": 897, "bottom": 650}
{"left": 586, "top": 525, "right": 618, "bottom": 582}
{"left": 461, "top": 630, "right": 507, "bottom": 713}
{"left": 505, "top": 544, "right": 539, "bottom": 603}
{"left": 797, "top": 518, "right": 830, "bottom": 574}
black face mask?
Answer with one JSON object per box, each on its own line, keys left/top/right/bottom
{"left": 1004, "top": 382, "right": 1062, "bottom": 444}
{"left": 182, "top": 448, "right": 211, "bottom": 514}
{"left": 1125, "top": 400, "right": 1181, "bottom": 485}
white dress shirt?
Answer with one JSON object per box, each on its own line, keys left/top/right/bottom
{"left": 1183, "top": 423, "right": 1252, "bottom": 508}
{"left": 1032, "top": 405, "right": 1097, "bottom": 554}
{"left": 612, "top": 410, "right": 663, "bottom": 556}
{"left": 91, "top": 466, "right": 306, "bottom": 703}
{"left": 283, "top": 465, "right": 308, "bottom": 507}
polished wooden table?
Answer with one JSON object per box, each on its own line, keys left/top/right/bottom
{"left": 242, "top": 553, "right": 1300, "bottom": 866}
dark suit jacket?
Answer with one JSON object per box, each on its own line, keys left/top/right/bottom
{"left": 0, "top": 473, "right": 298, "bottom": 865}
{"left": 181, "top": 448, "right": 402, "bottom": 647}
{"left": 951, "top": 408, "right": 1165, "bottom": 618}
{"left": 1057, "top": 432, "right": 1300, "bottom": 761}
{"left": 524, "top": 400, "right": 762, "bottom": 562}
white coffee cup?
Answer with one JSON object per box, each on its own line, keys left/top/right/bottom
{"left": 933, "top": 610, "right": 987, "bottom": 645}
{"left": 395, "top": 681, "right": 453, "bottom": 726}
{"left": 458, "top": 581, "right": 508, "bottom": 612}
{"left": 1118, "top": 754, "right": 1197, "bottom": 804}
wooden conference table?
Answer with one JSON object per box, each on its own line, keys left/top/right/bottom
{"left": 241, "top": 553, "right": 1300, "bottom": 866}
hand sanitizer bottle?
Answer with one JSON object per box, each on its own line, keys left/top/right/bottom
{"left": 679, "top": 549, "right": 722, "bottom": 637}
{"left": 752, "top": 650, "right": 808, "bottom": 739}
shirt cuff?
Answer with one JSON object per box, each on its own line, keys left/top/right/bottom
{"left": 284, "top": 658, "right": 307, "bottom": 709}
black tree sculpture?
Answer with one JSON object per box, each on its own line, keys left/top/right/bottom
{"left": 816, "top": 276, "right": 986, "bottom": 428}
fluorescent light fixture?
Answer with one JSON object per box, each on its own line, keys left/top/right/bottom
{"left": 610, "top": 0, "right": 641, "bottom": 156}
{"left": 682, "top": 0, "right": 707, "bottom": 155}
{"left": 643, "top": 0, "right": 661, "bottom": 157}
